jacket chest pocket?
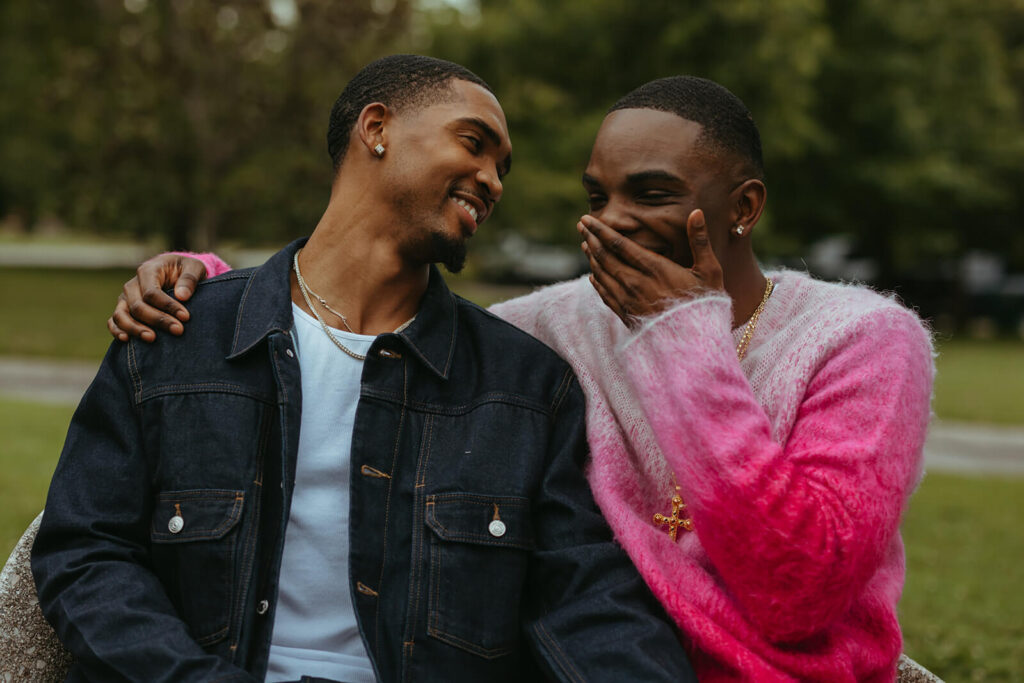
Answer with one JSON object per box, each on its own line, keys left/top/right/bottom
{"left": 150, "top": 489, "right": 245, "bottom": 647}
{"left": 425, "top": 493, "right": 534, "bottom": 659}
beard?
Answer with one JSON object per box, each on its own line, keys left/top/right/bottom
{"left": 430, "top": 230, "right": 468, "bottom": 273}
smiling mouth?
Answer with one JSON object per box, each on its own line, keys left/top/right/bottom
{"left": 451, "top": 196, "right": 479, "bottom": 223}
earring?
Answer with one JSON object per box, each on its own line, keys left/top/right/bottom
{"left": 373, "top": 143, "right": 386, "bottom": 157}
{"left": 733, "top": 224, "right": 745, "bottom": 236}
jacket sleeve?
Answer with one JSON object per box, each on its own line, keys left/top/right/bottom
{"left": 619, "top": 294, "right": 933, "bottom": 643}
{"left": 30, "top": 340, "right": 255, "bottom": 682}
{"left": 523, "top": 370, "right": 697, "bottom": 682}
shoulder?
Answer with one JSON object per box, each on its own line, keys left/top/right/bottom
{"left": 488, "top": 276, "right": 594, "bottom": 335}
{"left": 453, "top": 294, "right": 583, "bottom": 409}
{"left": 767, "top": 269, "right": 934, "bottom": 361}
{"left": 457, "top": 293, "right": 569, "bottom": 364}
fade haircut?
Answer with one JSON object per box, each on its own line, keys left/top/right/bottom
{"left": 609, "top": 76, "right": 764, "bottom": 180}
{"left": 326, "top": 54, "right": 493, "bottom": 169}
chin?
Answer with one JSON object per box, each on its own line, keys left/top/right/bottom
{"left": 431, "top": 231, "right": 468, "bottom": 273}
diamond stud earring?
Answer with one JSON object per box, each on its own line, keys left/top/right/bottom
{"left": 734, "top": 224, "right": 745, "bottom": 236}
{"left": 373, "top": 143, "right": 385, "bottom": 157}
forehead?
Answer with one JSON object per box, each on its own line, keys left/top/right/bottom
{"left": 587, "top": 108, "right": 705, "bottom": 177}
{"left": 408, "top": 80, "right": 510, "bottom": 143}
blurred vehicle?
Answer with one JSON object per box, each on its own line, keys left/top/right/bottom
{"left": 476, "top": 234, "right": 589, "bottom": 285}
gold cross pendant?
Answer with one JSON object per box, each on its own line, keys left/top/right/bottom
{"left": 653, "top": 494, "right": 694, "bottom": 542}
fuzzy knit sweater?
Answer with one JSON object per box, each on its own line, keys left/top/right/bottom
{"left": 192, "top": 253, "right": 934, "bottom": 681}
{"left": 490, "top": 270, "right": 934, "bottom": 682}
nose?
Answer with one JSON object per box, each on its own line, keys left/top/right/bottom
{"left": 595, "top": 197, "right": 641, "bottom": 234}
{"left": 476, "top": 165, "right": 503, "bottom": 204}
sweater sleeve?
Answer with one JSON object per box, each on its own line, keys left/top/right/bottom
{"left": 166, "top": 251, "right": 233, "bottom": 277}
{"left": 619, "top": 294, "right": 933, "bottom": 642}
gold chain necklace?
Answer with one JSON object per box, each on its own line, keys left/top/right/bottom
{"left": 653, "top": 277, "right": 774, "bottom": 541}
{"left": 293, "top": 249, "right": 367, "bottom": 361}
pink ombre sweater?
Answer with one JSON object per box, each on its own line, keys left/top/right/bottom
{"left": 193, "top": 252, "right": 933, "bottom": 681}
{"left": 491, "top": 271, "right": 934, "bottom": 682}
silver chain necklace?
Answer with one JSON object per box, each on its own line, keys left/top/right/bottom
{"left": 293, "top": 248, "right": 367, "bottom": 361}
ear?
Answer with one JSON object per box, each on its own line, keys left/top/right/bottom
{"left": 731, "top": 178, "right": 767, "bottom": 234}
{"left": 354, "top": 102, "right": 389, "bottom": 158}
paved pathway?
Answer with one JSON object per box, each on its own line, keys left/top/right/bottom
{"left": 2, "top": 357, "right": 1022, "bottom": 476}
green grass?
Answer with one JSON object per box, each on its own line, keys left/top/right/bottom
{"left": 901, "top": 472, "right": 1024, "bottom": 681}
{"left": 0, "top": 267, "right": 135, "bottom": 360}
{"left": 2, "top": 397, "right": 1021, "bottom": 680}
{"left": 0, "top": 399, "right": 74, "bottom": 555}
{"left": 932, "top": 339, "right": 1024, "bottom": 425}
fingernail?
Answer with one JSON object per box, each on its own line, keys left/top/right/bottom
{"left": 175, "top": 287, "right": 189, "bottom": 298}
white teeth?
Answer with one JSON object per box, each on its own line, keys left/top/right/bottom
{"left": 453, "top": 197, "right": 478, "bottom": 222}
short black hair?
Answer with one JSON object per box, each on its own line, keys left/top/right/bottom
{"left": 326, "top": 54, "right": 493, "bottom": 169}
{"left": 609, "top": 76, "right": 764, "bottom": 180}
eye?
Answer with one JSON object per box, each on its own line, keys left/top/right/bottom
{"left": 638, "top": 190, "right": 675, "bottom": 204}
{"left": 462, "top": 134, "right": 482, "bottom": 152}
{"left": 587, "top": 193, "right": 607, "bottom": 210}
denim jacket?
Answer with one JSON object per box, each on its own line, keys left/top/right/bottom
{"left": 32, "top": 239, "right": 694, "bottom": 683}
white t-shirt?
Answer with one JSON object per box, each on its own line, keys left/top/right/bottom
{"left": 264, "top": 304, "right": 376, "bottom": 683}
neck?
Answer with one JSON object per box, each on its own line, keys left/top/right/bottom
{"left": 721, "top": 249, "right": 768, "bottom": 329}
{"left": 293, "top": 193, "right": 429, "bottom": 336}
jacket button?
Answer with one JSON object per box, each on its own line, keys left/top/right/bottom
{"left": 168, "top": 515, "right": 184, "bottom": 534}
{"left": 285, "top": 348, "right": 294, "bottom": 358}
{"left": 488, "top": 520, "right": 507, "bottom": 538}
{"left": 257, "top": 599, "right": 269, "bottom": 615}
{"left": 377, "top": 348, "right": 402, "bottom": 359}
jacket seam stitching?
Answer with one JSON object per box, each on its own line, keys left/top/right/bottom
{"left": 534, "top": 620, "right": 585, "bottom": 683}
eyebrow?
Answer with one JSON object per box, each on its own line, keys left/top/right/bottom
{"left": 457, "top": 116, "right": 512, "bottom": 177}
{"left": 582, "top": 170, "right": 687, "bottom": 187}
{"left": 626, "top": 170, "right": 684, "bottom": 185}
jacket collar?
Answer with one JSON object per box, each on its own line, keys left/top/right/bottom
{"left": 228, "top": 237, "right": 458, "bottom": 381}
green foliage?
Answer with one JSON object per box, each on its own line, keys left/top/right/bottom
{"left": 423, "top": 0, "right": 1024, "bottom": 278}
{"left": 0, "top": 0, "right": 416, "bottom": 249}
{"left": 1, "top": 0, "right": 1023, "bottom": 296}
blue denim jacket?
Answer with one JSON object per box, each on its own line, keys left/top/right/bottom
{"left": 32, "top": 239, "right": 694, "bottom": 683}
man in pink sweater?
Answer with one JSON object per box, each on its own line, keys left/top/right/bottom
{"left": 110, "top": 76, "right": 934, "bottom": 681}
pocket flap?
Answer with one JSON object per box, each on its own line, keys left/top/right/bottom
{"left": 151, "top": 489, "right": 245, "bottom": 543}
{"left": 425, "top": 493, "right": 533, "bottom": 550}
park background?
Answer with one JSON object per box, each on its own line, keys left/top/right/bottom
{"left": 1, "top": 0, "right": 1022, "bottom": 679}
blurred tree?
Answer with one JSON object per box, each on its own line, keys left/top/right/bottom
{"left": 0, "top": 0, "right": 413, "bottom": 250}
{"left": 775, "top": 0, "right": 1024, "bottom": 290}
{"left": 424, "top": 0, "right": 1024, "bottom": 290}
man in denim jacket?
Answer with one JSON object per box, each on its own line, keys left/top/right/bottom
{"left": 31, "top": 56, "right": 693, "bottom": 682}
